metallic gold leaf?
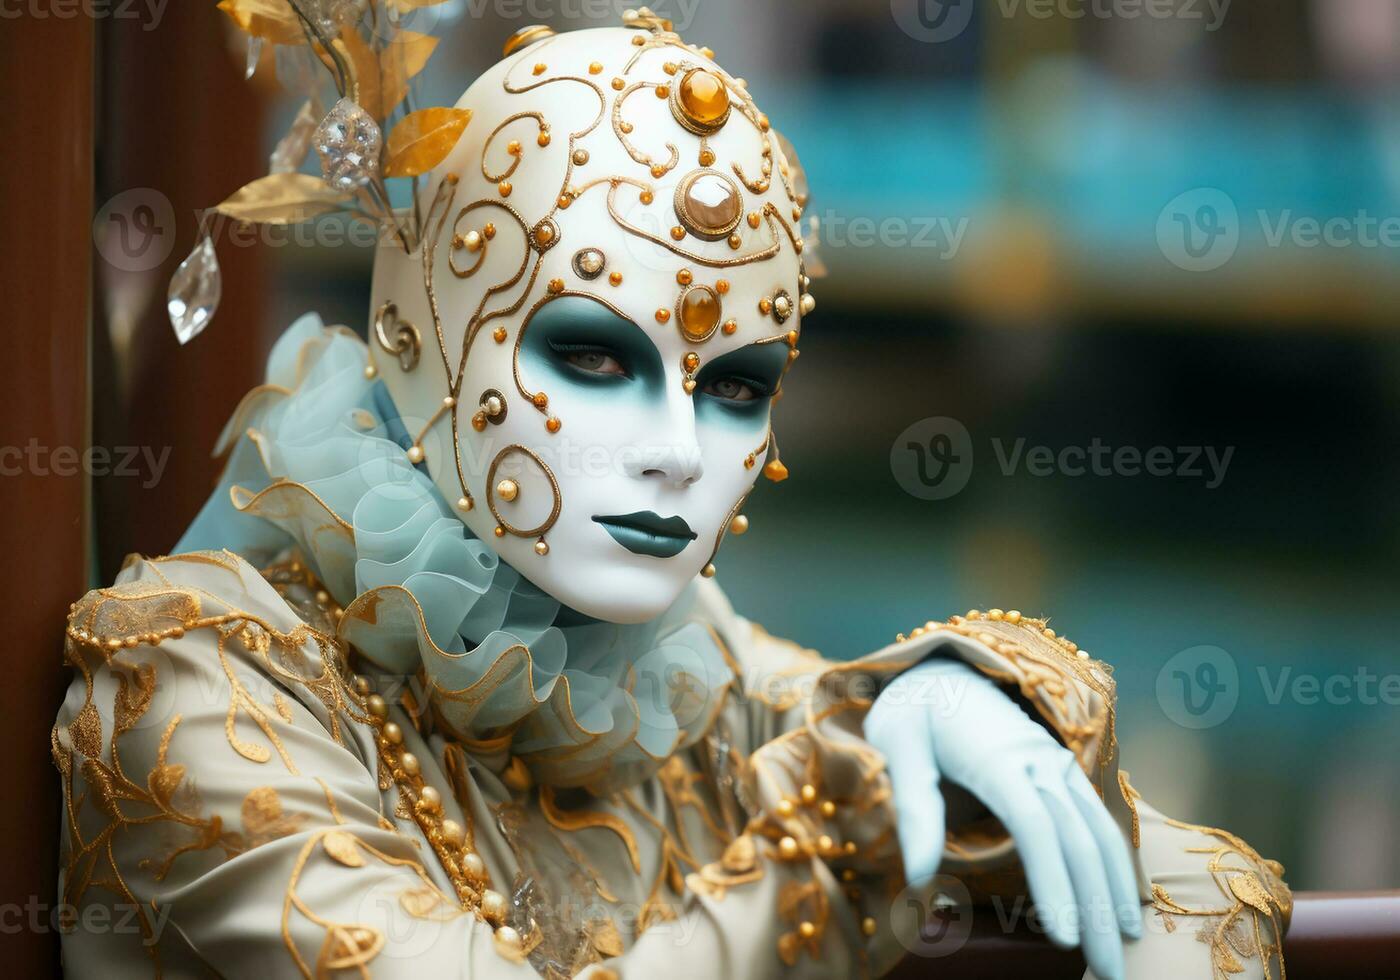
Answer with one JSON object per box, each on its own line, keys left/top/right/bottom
{"left": 217, "top": 0, "right": 304, "bottom": 45}
{"left": 214, "top": 173, "right": 353, "bottom": 225}
{"left": 398, "top": 886, "right": 460, "bottom": 920}
{"left": 322, "top": 830, "right": 366, "bottom": 867}
{"left": 590, "top": 919, "right": 624, "bottom": 958}
{"left": 384, "top": 107, "right": 471, "bottom": 177}
{"left": 1229, "top": 873, "right": 1274, "bottom": 914}
{"left": 337, "top": 27, "right": 437, "bottom": 121}
{"left": 148, "top": 764, "right": 186, "bottom": 809}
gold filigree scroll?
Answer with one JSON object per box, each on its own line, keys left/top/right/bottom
{"left": 610, "top": 81, "right": 680, "bottom": 177}
{"left": 480, "top": 111, "right": 548, "bottom": 183}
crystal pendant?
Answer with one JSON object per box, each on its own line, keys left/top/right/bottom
{"left": 314, "top": 98, "right": 382, "bottom": 192}
{"left": 307, "top": 0, "right": 358, "bottom": 35}
{"left": 271, "top": 100, "right": 318, "bottom": 174}
{"left": 245, "top": 35, "right": 263, "bottom": 80}
{"left": 167, "top": 234, "right": 221, "bottom": 345}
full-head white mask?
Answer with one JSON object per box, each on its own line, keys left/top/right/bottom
{"left": 370, "top": 14, "right": 814, "bottom": 624}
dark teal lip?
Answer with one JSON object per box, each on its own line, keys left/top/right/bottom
{"left": 592, "top": 511, "right": 697, "bottom": 558}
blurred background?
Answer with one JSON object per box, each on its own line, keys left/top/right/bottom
{"left": 85, "top": 0, "right": 1400, "bottom": 895}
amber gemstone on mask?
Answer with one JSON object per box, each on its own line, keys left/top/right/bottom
{"left": 678, "top": 69, "right": 729, "bottom": 128}
{"left": 678, "top": 285, "right": 721, "bottom": 342}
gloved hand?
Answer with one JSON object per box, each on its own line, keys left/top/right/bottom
{"left": 864, "top": 657, "right": 1142, "bottom": 980}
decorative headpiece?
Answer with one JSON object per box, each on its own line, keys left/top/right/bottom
{"left": 185, "top": 3, "right": 821, "bottom": 622}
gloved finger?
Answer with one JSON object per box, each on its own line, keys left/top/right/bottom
{"left": 878, "top": 715, "right": 947, "bottom": 888}
{"left": 1065, "top": 765, "right": 1143, "bottom": 939}
{"left": 1037, "top": 779, "right": 1125, "bottom": 980}
{"left": 978, "top": 775, "right": 1079, "bottom": 949}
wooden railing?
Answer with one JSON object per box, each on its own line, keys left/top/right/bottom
{"left": 887, "top": 892, "right": 1400, "bottom": 979}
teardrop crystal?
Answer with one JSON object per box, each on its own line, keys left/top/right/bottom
{"left": 314, "top": 98, "right": 382, "bottom": 192}
{"left": 167, "top": 234, "right": 221, "bottom": 345}
{"left": 244, "top": 35, "right": 263, "bottom": 80}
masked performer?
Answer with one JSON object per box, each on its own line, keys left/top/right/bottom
{"left": 53, "top": 11, "right": 1289, "bottom": 980}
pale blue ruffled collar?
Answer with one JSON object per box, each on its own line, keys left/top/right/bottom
{"left": 178, "top": 314, "right": 733, "bottom": 793}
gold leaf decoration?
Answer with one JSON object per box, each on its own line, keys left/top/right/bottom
{"left": 399, "top": 886, "right": 461, "bottom": 920}
{"left": 214, "top": 173, "right": 353, "bottom": 225}
{"left": 384, "top": 108, "right": 471, "bottom": 177}
{"left": 148, "top": 764, "right": 187, "bottom": 809}
{"left": 217, "top": 0, "right": 304, "bottom": 45}
{"left": 242, "top": 786, "right": 307, "bottom": 846}
{"left": 337, "top": 28, "right": 438, "bottom": 121}
{"left": 322, "top": 829, "right": 366, "bottom": 867}
{"left": 1229, "top": 873, "right": 1275, "bottom": 914}
{"left": 590, "top": 919, "right": 625, "bottom": 958}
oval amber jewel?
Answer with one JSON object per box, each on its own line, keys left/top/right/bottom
{"left": 679, "top": 69, "right": 729, "bottom": 128}
{"left": 679, "top": 285, "right": 721, "bottom": 342}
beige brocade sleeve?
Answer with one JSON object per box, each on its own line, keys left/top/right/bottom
{"left": 51, "top": 553, "right": 538, "bottom": 980}
{"left": 695, "top": 588, "right": 1290, "bottom": 980}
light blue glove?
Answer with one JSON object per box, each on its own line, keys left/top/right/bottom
{"left": 864, "top": 658, "right": 1143, "bottom": 980}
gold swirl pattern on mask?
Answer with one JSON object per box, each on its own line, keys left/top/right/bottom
{"left": 610, "top": 80, "right": 680, "bottom": 178}
{"left": 485, "top": 443, "right": 562, "bottom": 547}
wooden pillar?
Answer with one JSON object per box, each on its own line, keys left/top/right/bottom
{"left": 0, "top": 11, "right": 94, "bottom": 978}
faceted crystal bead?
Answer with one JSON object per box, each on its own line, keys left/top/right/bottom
{"left": 314, "top": 97, "right": 382, "bottom": 192}
{"left": 307, "top": 0, "right": 359, "bottom": 35}
{"left": 167, "top": 234, "right": 221, "bottom": 345}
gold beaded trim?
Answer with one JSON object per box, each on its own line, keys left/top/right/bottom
{"left": 352, "top": 673, "right": 534, "bottom": 962}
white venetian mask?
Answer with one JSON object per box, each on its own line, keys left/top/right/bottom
{"left": 369, "top": 19, "right": 814, "bottom": 624}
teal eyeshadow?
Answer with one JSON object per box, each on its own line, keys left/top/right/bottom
{"left": 520, "top": 296, "right": 662, "bottom": 395}
{"left": 694, "top": 343, "right": 788, "bottom": 420}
